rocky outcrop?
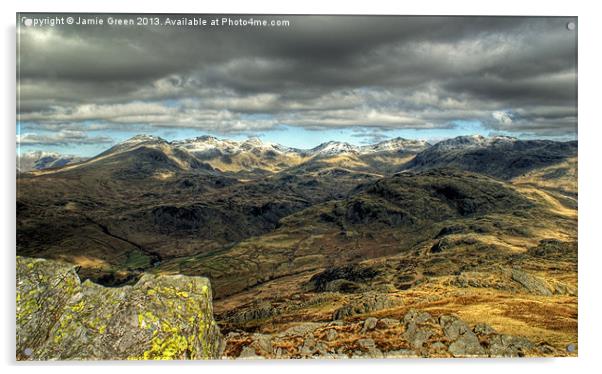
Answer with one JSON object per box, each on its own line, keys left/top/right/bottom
{"left": 222, "top": 309, "right": 558, "bottom": 359}
{"left": 332, "top": 292, "right": 401, "bottom": 320}
{"left": 306, "top": 264, "right": 380, "bottom": 293}
{"left": 452, "top": 266, "right": 576, "bottom": 296}
{"left": 220, "top": 293, "right": 338, "bottom": 327}
{"left": 16, "top": 256, "right": 222, "bottom": 360}
{"left": 528, "top": 239, "right": 577, "bottom": 260}
{"left": 510, "top": 269, "right": 554, "bottom": 296}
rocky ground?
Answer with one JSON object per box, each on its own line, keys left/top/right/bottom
{"left": 223, "top": 310, "right": 562, "bottom": 359}
{"left": 17, "top": 135, "right": 578, "bottom": 360}
{"left": 17, "top": 256, "right": 570, "bottom": 360}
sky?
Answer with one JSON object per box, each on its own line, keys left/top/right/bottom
{"left": 17, "top": 15, "right": 578, "bottom": 157}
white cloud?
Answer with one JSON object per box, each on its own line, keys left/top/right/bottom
{"left": 17, "top": 130, "right": 113, "bottom": 146}
{"left": 492, "top": 111, "right": 514, "bottom": 126}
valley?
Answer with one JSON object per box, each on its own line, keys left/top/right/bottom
{"left": 16, "top": 134, "right": 578, "bottom": 358}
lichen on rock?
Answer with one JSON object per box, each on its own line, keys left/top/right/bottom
{"left": 16, "top": 256, "right": 222, "bottom": 360}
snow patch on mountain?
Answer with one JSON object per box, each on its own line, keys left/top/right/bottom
{"left": 17, "top": 151, "right": 87, "bottom": 172}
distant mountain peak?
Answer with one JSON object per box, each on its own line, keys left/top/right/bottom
{"left": 360, "top": 137, "right": 431, "bottom": 154}
{"left": 17, "top": 151, "right": 86, "bottom": 172}
{"left": 405, "top": 134, "right": 576, "bottom": 180}
{"left": 185, "top": 135, "right": 218, "bottom": 142}
{"left": 243, "top": 137, "right": 263, "bottom": 146}
{"left": 433, "top": 135, "right": 518, "bottom": 151}
{"left": 310, "top": 141, "right": 358, "bottom": 156}
{"left": 123, "top": 134, "right": 166, "bottom": 144}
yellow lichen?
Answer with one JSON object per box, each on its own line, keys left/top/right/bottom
{"left": 70, "top": 300, "right": 86, "bottom": 313}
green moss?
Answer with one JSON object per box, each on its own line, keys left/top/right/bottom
{"left": 125, "top": 250, "right": 152, "bottom": 269}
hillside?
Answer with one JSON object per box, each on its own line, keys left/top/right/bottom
{"left": 16, "top": 134, "right": 578, "bottom": 359}
{"left": 404, "top": 135, "right": 577, "bottom": 180}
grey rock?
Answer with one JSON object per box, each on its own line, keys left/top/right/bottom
{"left": 511, "top": 269, "right": 553, "bottom": 296}
{"left": 238, "top": 346, "right": 263, "bottom": 359}
{"left": 354, "top": 338, "right": 384, "bottom": 358}
{"left": 402, "top": 310, "right": 436, "bottom": 349}
{"left": 540, "top": 344, "right": 557, "bottom": 355}
{"left": 321, "top": 353, "right": 350, "bottom": 359}
{"left": 332, "top": 292, "right": 400, "bottom": 320}
{"left": 300, "top": 335, "right": 317, "bottom": 355}
{"left": 326, "top": 329, "right": 338, "bottom": 342}
{"left": 362, "top": 317, "right": 378, "bottom": 332}
{"left": 448, "top": 332, "right": 485, "bottom": 357}
{"left": 439, "top": 315, "right": 470, "bottom": 340}
{"left": 16, "top": 256, "right": 222, "bottom": 361}
{"left": 228, "top": 302, "right": 279, "bottom": 324}
{"left": 251, "top": 333, "right": 273, "bottom": 354}
{"left": 403, "top": 322, "right": 434, "bottom": 349}
{"left": 378, "top": 318, "right": 400, "bottom": 328}
{"left": 279, "top": 322, "right": 324, "bottom": 337}
{"left": 473, "top": 323, "right": 497, "bottom": 336}
{"left": 315, "top": 342, "right": 329, "bottom": 355}
{"left": 365, "top": 349, "right": 385, "bottom": 359}
{"left": 403, "top": 309, "right": 433, "bottom": 325}
{"left": 439, "top": 315, "right": 485, "bottom": 357}
{"left": 488, "top": 334, "right": 534, "bottom": 357}
{"left": 551, "top": 281, "right": 577, "bottom": 296}
{"left": 385, "top": 349, "right": 418, "bottom": 358}
{"left": 357, "top": 338, "right": 376, "bottom": 350}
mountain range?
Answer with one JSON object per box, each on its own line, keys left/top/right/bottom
{"left": 16, "top": 133, "right": 578, "bottom": 359}
{"left": 19, "top": 134, "right": 576, "bottom": 179}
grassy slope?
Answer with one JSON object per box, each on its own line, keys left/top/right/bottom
{"left": 16, "top": 146, "right": 578, "bottom": 355}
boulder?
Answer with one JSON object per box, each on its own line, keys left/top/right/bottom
{"left": 402, "top": 310, "right": 435, "bottom": 349}
{"left": 16, "top": 256, "right": 222, "bottom": 360}
{"left": 488, "top": 334, "right": 535, "bottom": 357}
{"left": 300, "top": 335, "right": 317, "bottom": 356}
{"left": 326, "top": 329, "right": 338, "bottom": 342}
{"left": 439, "top": 315, "right": 471, "bottom": 340}
{"left": 473, "top": 323, "right": 497, "bottom": 336}
{"left": 403, "top": 309, "right": 433, "bottom": 325}
{"left": 357, "top": 338, "right": 376, "bottom": 350}
{"left": 362, "top": 317, "right": 378, "bottom": 332}
{"left": 511, "top": 269, "right": 553, "bottom": 296}
{"left": 354, "top": 338, "right": 384, "bottom": 358}
{"left": 440, "top": 315, "right": 485, "bottom": 357}
{"left": 378, "top": 318, "right": 400, "bottom": 329}
{"left": 251, "top": 333, "right": 273, "bottom": 355}
{"left": 238, "top": 346, "right": 263, "bottom": 359}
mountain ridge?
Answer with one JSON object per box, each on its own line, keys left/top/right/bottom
{"left": 20, "top": 134, "right": 577, "bottom": 181}
{"left": 16, "top": 131, "right": 578, "bottom": 359}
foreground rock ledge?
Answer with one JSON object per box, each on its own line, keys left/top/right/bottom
{"left": 16, "top": 256, "right": 222, "bottom": 360}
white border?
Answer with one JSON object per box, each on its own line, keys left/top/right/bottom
{"left": 2, "top": 1, "right": 601, "bottom": 373}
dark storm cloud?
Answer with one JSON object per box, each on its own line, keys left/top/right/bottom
{"left": 17, "top": 14, "right": 577, "bottom": 142}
